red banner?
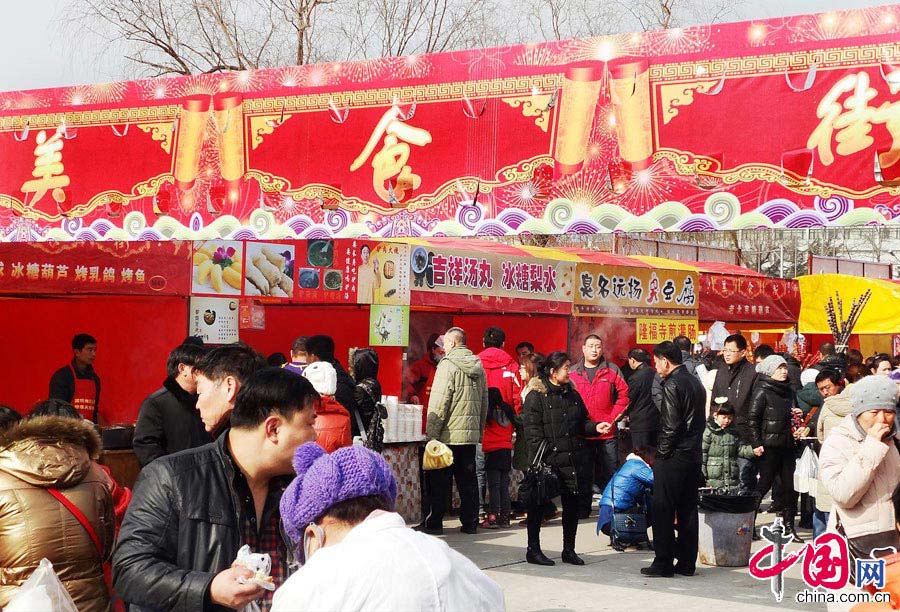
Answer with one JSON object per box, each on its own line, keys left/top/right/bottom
{"left": 0, "top": 241, "right": 190, "bottom": 295}
{"left": 699, "top": 274, "right": 800, "bottom": 323}
{"left": 2, "top": 7, "right": 900, "bottom": 241}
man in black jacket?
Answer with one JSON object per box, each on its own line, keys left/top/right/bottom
{"left": 306, "top": 334, "right": 358, "bottom": 416}
{"left": 642, "top": 341, "right": 705, "bottom": 578}
{"left": 133, "top": 343, "right": 210, "bottom": 466}
{"left": 195, "top": 344, "right": 268, "bottom": 437}
{"left": 113, "top": 368, "right": 320, "bottom": 612}
{"left": 711, "top": 333, "right": 759, "bottom": 494}
{"left": 625, "top": 348, "right": 661, "bottom": 451}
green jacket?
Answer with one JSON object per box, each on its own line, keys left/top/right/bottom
{"left": 702, "top": 416, "right": 755, "bottom": 491}
{"left": 425, "top": 346, "right": 489, "bottom": 445}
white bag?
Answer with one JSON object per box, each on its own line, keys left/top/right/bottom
{"left": 4, "top": 558, "right": 78, "bottom": 612}
{"left": 233, "top": 544, "right": 275, "bottom": 612}
{"left": 794, "top": 445, "right": 819, "bottom": 494}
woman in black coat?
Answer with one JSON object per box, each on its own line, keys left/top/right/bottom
{"left": 351, "top": 348, "right": 384, "bottom": 440}
{"left": 523, "top": 351, "right": 605, "bottom": 566}
{"left": 749, "top": 355, "right": 803, "bottom": 542}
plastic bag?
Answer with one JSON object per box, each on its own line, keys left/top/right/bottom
{"left": 233, "top": 545, "right": 275, "bottom": 612}
{"left": 4, "top": 558, "right": 78, "bottom": 612}
{"left": 794, "top": 445, "right": 818, "bottom": 494}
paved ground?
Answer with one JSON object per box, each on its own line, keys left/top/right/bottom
{"left": 436, "top": 510, "right": 821, "bottom": 612}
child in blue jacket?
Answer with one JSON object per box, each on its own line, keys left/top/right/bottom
{"left": 597, "top": 448, "right": 654, "bottom": 551}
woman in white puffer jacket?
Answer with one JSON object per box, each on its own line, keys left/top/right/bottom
{"left": 819, "top": 374, "right": 900, "bottom": 548}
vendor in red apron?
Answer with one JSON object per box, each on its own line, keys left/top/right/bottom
{"left": 49, "top": 333, "right": 102, "bottom": 424}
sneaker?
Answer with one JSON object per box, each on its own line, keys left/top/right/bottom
{"left": 480, "top": 514, "right": 499, "bottom": 529}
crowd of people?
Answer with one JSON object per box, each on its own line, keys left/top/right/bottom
{"left": 1, "top": 326, "right": 899, "bottom": 609}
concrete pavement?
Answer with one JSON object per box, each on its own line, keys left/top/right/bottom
{"left": 436, "top": 511, "right": 821, "bottom": 611}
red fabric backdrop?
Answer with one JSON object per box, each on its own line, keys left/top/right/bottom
{"left": 238, "top": 304, "right": 403, "bottom": 397}
{"left": 451, "top": 313, "right": 569, "bottom": 359}
{"left": 0, "top": 296, "right": 188, "bottom": 423}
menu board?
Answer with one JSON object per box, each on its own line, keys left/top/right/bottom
{"left": 189, "top": 296, "right": 239, "bottom": 344}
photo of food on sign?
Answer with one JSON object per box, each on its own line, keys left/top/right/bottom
{"left": 244, "top": 242, "right": 295, "bottom": 299}
{"left": 357, "top": 242, "right": 410, "bottom": 305}
{"left": 192, "top": 240, "right": 243, "bottom": 296}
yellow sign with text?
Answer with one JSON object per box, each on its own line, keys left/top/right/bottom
{"left": 636, "top": 318, "right": 699, "bottom": 344}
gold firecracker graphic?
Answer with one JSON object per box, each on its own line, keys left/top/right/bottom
{"left": 174, "top": 95, "right": 211, "bottom": 191}
{"left": 553, "top": 62, "right": 604, "bottom": 177}
{"left": 214, "top": 94, "right": 245, "bottom": 191}
{"left": 609, "top": 56, "right": 653, "bottom": 171}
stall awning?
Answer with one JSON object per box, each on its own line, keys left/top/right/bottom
{"left": 798, "top": 274, "right": 900, "bottom": 334}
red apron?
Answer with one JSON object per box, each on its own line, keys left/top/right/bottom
{"left": 69, "top": 365, "right": 98, "bottom": 423}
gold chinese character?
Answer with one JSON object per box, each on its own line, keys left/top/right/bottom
{"left": 103, "top": 267, "right": 115, "bottom": 283}
{"left": 11, "top": 262, "right": 24, "bottom": 279}
{"left": 56, "top": 265, "right": 68, "bottom": 279}
{"left": 135, "top": 269, "right": 145, "bottom": 283}
{"left": 808, "top": 72, "right": 900, "bottom": 167}
{"left": 75, "top": 265, "right": 88, "bottom": 281}
{"left": 41, "top": 263, "right": 54, "bottom": 280}
{"left": 89, "top": 266, "right": 100, "bottom": 282}
{"left": 26, "top": 263, "right": 39, "bottom": 280}
{"left": 350, "top": 106, "right": 432, "bottom": 203}
{"left": 121, "top": 268, "right": 133, "bottom": 283}
{"left": 20, "top": 127, "right": 71, "bottom": 206}
{"left": 0, "top": 262, "right": 4, "bottom": 278}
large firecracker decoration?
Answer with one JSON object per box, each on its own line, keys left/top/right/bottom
{"left": 2, "top": 6, "right": 900, "bottom": 242}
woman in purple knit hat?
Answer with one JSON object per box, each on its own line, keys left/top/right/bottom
{"left": 273, "top": 443, "right": 505, "bottom": 611}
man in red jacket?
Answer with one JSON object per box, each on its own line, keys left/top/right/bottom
{"left": 477, "top": 326, "right": 522, "bottom": 527}
{"left": 406, "top": 333, "right": 444, "bottom": 408}
{"left": 569, "top": 334, "right": 629, "bottom": 518}
{"left": 477, "top": 327, "right": 522, "bottom": 413}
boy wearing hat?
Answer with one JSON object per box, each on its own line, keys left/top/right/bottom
{"left": 303, "top": 361, "right": 352, "bottom": 453}
{"left": 273, "top": 443, "right": 504, "bottom": 611}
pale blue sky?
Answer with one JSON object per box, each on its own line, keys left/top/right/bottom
{"left": 0, "top": 0, "right": 896, "bottom": 92}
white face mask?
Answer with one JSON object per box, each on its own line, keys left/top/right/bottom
{"left": 302, "top": 522, "right": 325, "bottom": 563}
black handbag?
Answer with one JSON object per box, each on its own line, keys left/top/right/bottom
{"left": 835, "top": 513, "right": 900, "bottom": 584}
{"left": 611, "top": 474, "right": 648, "bottom": 539}
{"left": 518, "top": 440, "right": 560, "bottom": 507}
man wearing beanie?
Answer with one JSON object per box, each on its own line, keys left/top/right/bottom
{"left": 303, "top": 361, "right": 352, "bottom": 453}
{"left": 272, "top": 443, "right": 505, "bottom": 611}
{"left": 819, "top": 375, "right": 900, "bottom": 553}
{"left": 114, "top": 368, "right": 320, "bottom": 612}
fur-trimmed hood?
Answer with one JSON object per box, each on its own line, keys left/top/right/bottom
{"left": 526, "top": 377, "right": 547, "bottom": 394}
{"left": 0, "top": 416, "right": 101, "bottom": 488}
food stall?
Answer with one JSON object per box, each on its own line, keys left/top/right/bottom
{"left": 798, "top": 274, "right": 900, "bottom": 357}
{"left": 695, "top": 261, "right": 801, "bottom": 353}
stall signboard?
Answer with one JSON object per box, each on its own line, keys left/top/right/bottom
{"left": 636, "top": 318, "right": 699, "bottom": 344}
{"left": 4, "top": 8, "right": 899, "bottom": 244}
{"left": 0, "top": 240, "right": 190, "bottom": 295}
{"left": 189, "top": 296, "right": 239, "bottom": 344}
{"left": 574, "top": 264, "right": 698, "bottom": 317}
{"left": 369, "top": 304, "right": 410, "bottom": 346}
{"left": 190, "top": 239, "right": 410, "bottom": 305}
{"left": 410, "top": 244, "right": 575, "bottom": 307}
{"left": 700, "top": 274, "right": 799, "bottom": 323}
{"left": 894, "top": 335, "right": 900, "bottom": 357}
